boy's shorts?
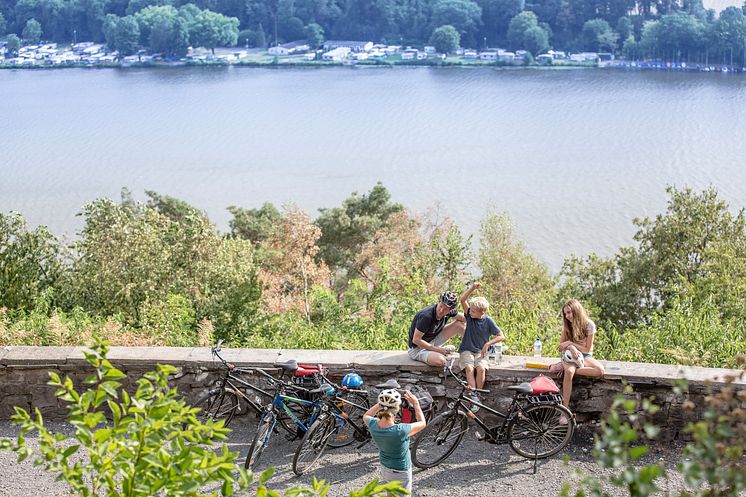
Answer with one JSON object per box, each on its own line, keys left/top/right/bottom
{"left": 459, "top": 351, "right": 489, "bottom": 370}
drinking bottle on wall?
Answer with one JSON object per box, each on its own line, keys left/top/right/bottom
{"left": 533, "top": 337, "right": 543, "bottom": 357}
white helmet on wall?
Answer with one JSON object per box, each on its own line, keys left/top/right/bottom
{"left": 378, "top": 389, "right": 402, "bottom": 409}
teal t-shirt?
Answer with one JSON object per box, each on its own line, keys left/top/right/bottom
{"left": 367, "top": 417, "right": 412, "bottom": 470}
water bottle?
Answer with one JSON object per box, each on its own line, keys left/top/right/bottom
{"left": 533, "top": 337, "right": 543, "bottom": 357}
{"left": 496, "top": 343, "right": 503, "bottom": 364}
{"left": 487, "top": 344, "right": 496, "bottom": 363}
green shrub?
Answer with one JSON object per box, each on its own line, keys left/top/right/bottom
{"left": 0, "top": 340, "right": 249, "bottom": 496}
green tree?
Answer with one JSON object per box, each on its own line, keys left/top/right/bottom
{"left": 0, "top": 340, "right": 249, "bottom": 497}
{"left": 22, "top": 17, "right": 42, "bottom": 43}
{"left": 104, "top": 14, "right": 141, "bottom": 55}
{"left": 478, "top": 212, "right": 554, "bottom": 308}
{"left": 712, "top": 6, "right": 746, "bottom": 63}
{"left": 524, "top": 24, "right": 550, "bottom": 53}
{"left": 316, "top": 183, "right": 404, "bottom": 283}
{"left": 227, "top": 202, "right": 282, "bottom": 244}
{"left": 135, "top": 5, "right": 190, "bottom": 56}
{"left": 5, "top": 33, "right": 20, "bottom": 55}
{"left": 616, "top": 15, "right": 633, "bottom": 40}
{"left": 190, "top": 9, "right": 239, "bottom": 53}
{"left": 255, "top": 21, "right": 266, "bottom": 48}
{"left": 430, "top": 224, "right": 471, "bottom": 290}
{"left": 429, "top": 23, "right": 461, "bottom": 52}
{"left": 477, "top": 0, "right": 524, "bottom": 46}
{"left": 237, "top": 27, "right": 255, "bottom": 46}
{"left": 0, "top": 12, "right": 7, "bottom": 35}
{"left": 430, "top": 0, "right": 483, "bottom": 45}
{"left": 0, "top": 211, "right": 64, "bottom": 311}
{"left": 582, "top": 18, "right": 618, "bottom": 51}
{"left": 507, "top": 11, "right": 545, "bottom": 50}
{"left": 304, "top": 21, "right": 324, "bottom": 48}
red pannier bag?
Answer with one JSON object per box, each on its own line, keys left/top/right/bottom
{"left": 529, "top": 374, "right": 560, "bottom": 395}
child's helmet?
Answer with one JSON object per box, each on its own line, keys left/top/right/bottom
{"left": 562, "top": 349, "right": 585, "bottom": 368}
{"left": 342, "top": 372, "right": 363, "bottom": 388}
{"left": 378, "top": 389, "right": 402, "bottom": 409}
{"left": 439, "top": 291, "right": 458, "bottom": 308}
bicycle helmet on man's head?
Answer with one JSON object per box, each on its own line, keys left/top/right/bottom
{"left": 378, "top": 389, "right": 402, "bottom": 409}
{"left": 439, "top": 291, "right": 458, "bottom": 308}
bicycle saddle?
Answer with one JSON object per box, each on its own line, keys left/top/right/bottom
{"left": 274, "top": 359, "right": 299, "bottom": 372}
{"left": 507, "top": 382, "right": 533, "bottom": 394}
{"left": 374, "top": 379, "right": 402, "bottom": 389}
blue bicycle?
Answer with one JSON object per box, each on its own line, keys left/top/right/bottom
{"left": 244, "top": 365, "right": 369, "bottom": 471}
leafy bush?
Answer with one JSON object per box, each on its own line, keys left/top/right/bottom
{"left": 0, "top": 340, "right": 249, "bottom": 496}
{"left": 563, "top": 357, "right": 746, "bottom": 497}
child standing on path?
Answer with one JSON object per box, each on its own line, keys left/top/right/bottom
{"left": 458, "top": 283, "right": 505, "bottom": 404}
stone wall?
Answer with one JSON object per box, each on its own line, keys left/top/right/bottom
{"left": 1, "top": 346, "right": 744, "bottom": 439}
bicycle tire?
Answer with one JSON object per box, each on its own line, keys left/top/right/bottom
{"left": 292, "top": 413, "right": 336, "bottom": 476}
{"left": 245, "top": 412, "right": 274, "bottom": 470}
{"left": 276, "top": 399, "right": 314, "bottom": 438}
{"left": 191, "top": 388, "right": 239, "bottom": 426}
{"left": 412, "top": 410, "right": 468, "bottom": 469}
{"left": 327, "top": 391, "right": 370, "bottom": 448}
{"left": 507, "top": 403, "right": 574, "bottom": 459}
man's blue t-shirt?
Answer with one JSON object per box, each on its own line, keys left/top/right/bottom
{"left": 367, "top": 417, "right": 412, "bottom": 470}
{"left": 458, "top": 310, "right": 503, "bottom": 353}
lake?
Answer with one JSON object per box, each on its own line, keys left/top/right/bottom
{"left": 2, "top": 66, "right": 745, "bottom": 271}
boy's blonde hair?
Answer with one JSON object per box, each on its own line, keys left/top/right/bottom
{"left": 469, "top": 296, "right": 490, "bottom": 314}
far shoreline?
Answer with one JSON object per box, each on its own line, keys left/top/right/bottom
{"left": 2, "top": 59, "right": 744, "bottom": 75}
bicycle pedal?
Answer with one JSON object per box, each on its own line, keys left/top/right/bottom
{"left": 475, "top": 430, "right": 487, "bottom": 441}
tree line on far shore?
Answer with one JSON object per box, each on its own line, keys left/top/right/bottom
{"left": 1, "top": 184, "right": 744, "bottom": 368}
{"left": 1, "top": 0, "right": 746, "bottom": 63}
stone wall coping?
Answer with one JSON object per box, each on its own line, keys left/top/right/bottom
{"left": 1, "top": 346, "right": 743, "bottom": 386}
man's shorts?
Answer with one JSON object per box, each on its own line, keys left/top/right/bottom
{"left": 408, "top": 332, "right": 448, "bottom": 364}
{"left": 459, "top": 351, "right": 489, "bottom": 370}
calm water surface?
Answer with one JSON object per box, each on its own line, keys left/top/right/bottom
{"left": 2, "top": 67, "right": 745, "bottom": 271}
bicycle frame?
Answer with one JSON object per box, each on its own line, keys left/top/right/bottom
{"left": 442, "top": 362, "right": 542, "bottom": 444}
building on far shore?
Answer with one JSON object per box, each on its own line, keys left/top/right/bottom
{"left": 268, "top": 41, "right": 310, "bottom": 56}
{"left": 323, "top": 40, "right": 373, "bottom": 52}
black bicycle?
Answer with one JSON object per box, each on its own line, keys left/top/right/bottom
{"left": 412, "top": 359, "right": 575, "bottom": 473}
{"left": 190, "top": 341, "right": 324, "bottom": 437}
{"left": 291, "top": 382, "right": 372, "bottom": 475}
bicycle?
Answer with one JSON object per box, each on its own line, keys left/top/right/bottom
{"left": 245, "top": 365, "right": 369, "bottom": 471}
{"left": 291, "top": 381, "right": 373, "bottom": 476}
{"left": 190, "top": 341, "right": 328, "bottom": 438}
{"left": 412, "top": 359, "right": 575, "bottom": 474}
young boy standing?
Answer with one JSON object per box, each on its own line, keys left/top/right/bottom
{"left": 458, "top": 283, "right": 505, "bottom": 402}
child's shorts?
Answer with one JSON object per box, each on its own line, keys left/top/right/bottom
{"left": 459, "top": 351, "right": 489, "bottom": 370}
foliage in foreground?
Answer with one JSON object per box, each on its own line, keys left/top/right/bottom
{"left": 0, "top": 340, "right": 407, "bottom": 497}
{"left": 0, "top": 340, "right": 249, "bottom": 496}
{"left": 563, "top": 356, "right": 746, "bottom": 497}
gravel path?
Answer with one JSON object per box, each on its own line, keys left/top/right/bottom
{"left": 0, "top": 419, "right": 687, "bottom": 497}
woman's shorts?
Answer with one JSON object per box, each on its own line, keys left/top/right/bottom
{"left": 380, "top": 465, "right": 413, "bottom": 493}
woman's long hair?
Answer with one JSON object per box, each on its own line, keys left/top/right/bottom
{"left": 562, "top": 299, "right": 590, "bottom": 343}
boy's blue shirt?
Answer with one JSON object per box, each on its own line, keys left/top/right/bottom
{"left": 458, "top": 309, "right": 503, "bottom": 353}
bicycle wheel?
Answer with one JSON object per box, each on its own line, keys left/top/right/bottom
{"left": 276, "top": 398, "right": 314, "bottom": 439}
{"left": 191, "top": 388, "right": 239, "bottom": 426}
{"left": 245, "top": 412, "right": 274, "bottom": 470}
{"left": 292, "top": 413, "right": 336, "bottom": 476}
{"left": 507, "top": 403, "right": 574, "bottom": 459}
{"left": 412, "top": 410, "right": 468, "bottom": 469}
{"left": 327, "top": 392, "right": 370, "bottom": 448}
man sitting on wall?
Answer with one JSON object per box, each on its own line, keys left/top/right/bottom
{"left": 407, "top": 291, "right": 466, "bottom": 367}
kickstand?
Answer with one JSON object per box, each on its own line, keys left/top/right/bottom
{"left": 532, "top": 440, "right": 539, "bottom": 474}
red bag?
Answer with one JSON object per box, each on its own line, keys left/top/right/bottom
{"left": 529, "top": 375, "right": 560, "bottom": 394}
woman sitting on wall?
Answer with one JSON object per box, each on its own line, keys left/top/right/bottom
{"left": 549, "top": 299, "right": 605, "bottom": 423}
